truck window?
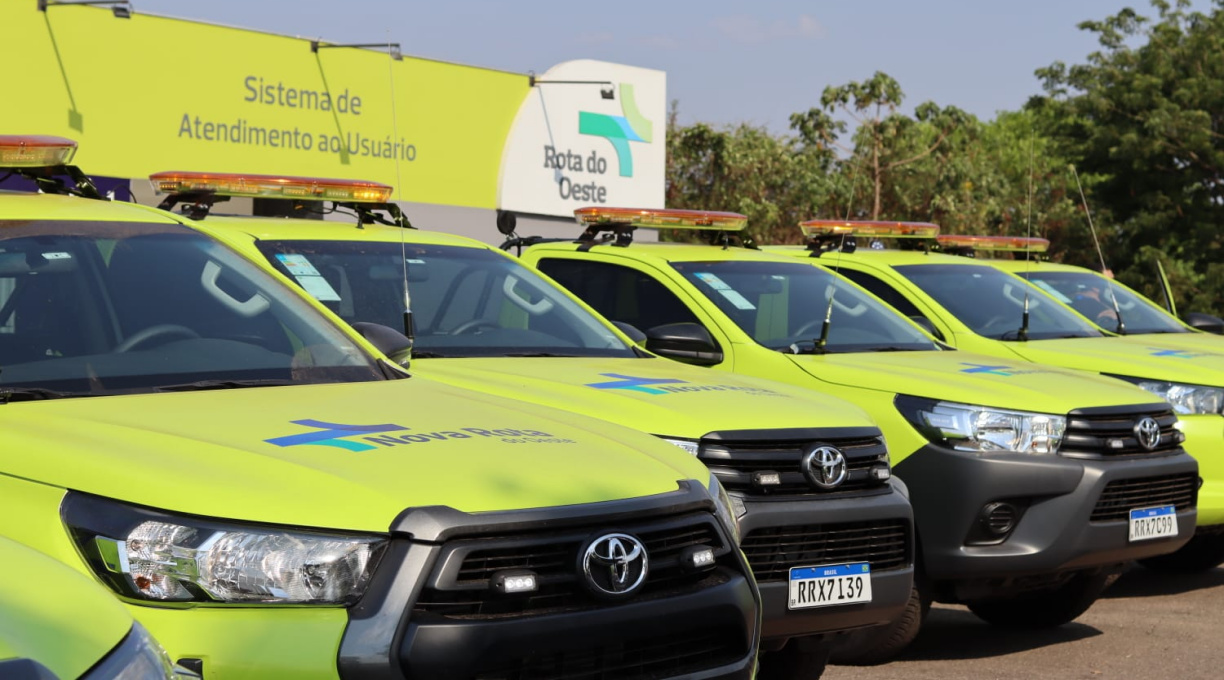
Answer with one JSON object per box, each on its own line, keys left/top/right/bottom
{"left": 537, "top": 258, "right": 702, "bottom": 333}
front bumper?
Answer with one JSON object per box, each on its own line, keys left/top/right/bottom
{"left": 896, "top": 444, "right": 1198, "bottom": 590}
{"left": 341, "top": 481, "right": 759, "bottom": 680}
{"left": 736, "top": 482, "right": 914, "bottom": 642}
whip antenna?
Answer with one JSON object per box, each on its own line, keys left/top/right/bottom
{"left": 387, "top": 32, "right": 414, "bottom": 342}
{"left": 1017, "top": 133, "right": 1035, "bottom": 341}
{"left": 1071, "top": 165, "right": 1125, "bottom": 334}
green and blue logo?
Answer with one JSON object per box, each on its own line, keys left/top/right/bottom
{"left": 1149, "top": 348, "right": 1208, "bottom": 359}
{"left": 265, "top": 419, "right": 408, "bottom": 452}
{"left": 959, "top": 363, "right": 1018, "bottom": 376}
{"left": 586, "top": 373, "right": 688, "bottom": 394}
{"left": 579, "top": 83, "right": 653, "bottom": 178}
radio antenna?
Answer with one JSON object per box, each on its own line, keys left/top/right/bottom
{"left": 1071, "top": 165, "right": 1125, "bottom": 334}
{"left": 1017, "top": 133, "right": 1034, "bottom": 341}
{"left": 387, "top": 32, "right": 414, "bottom": 343}
{"left": 815, "top": 158, "right": 866, "bottom": 351}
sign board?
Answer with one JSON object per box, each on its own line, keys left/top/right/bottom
{"left": 0, "top": 6, "right": 665, "bottom": 217}
{"left": 498, "top": 60, "right": 666, "bottom": 217}
{"left": 0, "top": 4, "right": 525, "bottom": 208}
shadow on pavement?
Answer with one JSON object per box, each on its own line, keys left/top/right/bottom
{"left": 1103, "top": 565, "right": 1224, "bottom": 599}
{"left": 893, "top": 605, "right": 1102, "bottom": 662}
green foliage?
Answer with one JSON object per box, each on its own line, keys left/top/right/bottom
{"left": 666, "top": 0, "right": 1224, "bottom": 316}
{"left": 1034, "top": 0, "right": 1224, "bottom": 315}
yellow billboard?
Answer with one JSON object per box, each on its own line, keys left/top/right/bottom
{"left": 1, "top": 3, "right": 529, "bottom": 208}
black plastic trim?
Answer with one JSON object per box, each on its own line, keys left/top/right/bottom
{"left": 389, "top": 480, "right": 711, "bottom": 542}
{"left": 701, "top": 427, "right": 882, "bottom": 442}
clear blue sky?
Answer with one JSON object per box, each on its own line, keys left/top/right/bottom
{"left": 134, "top": 0, "right": 1201, "bottom": 132}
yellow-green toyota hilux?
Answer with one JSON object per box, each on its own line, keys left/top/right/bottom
{"left": 0, "top": 137, "right": 760, "bottom": 679}
{"left": 984, "top": 249, "right": 1224, "bottom": 351}
{"left": 517, "top": 208, "right": 1199, "bottom": 663}
{"left": 0, "top": 534, "right": 187, "bottom": 680}
{"left": 774, "top": 224, "right": 1224, "bottom": 574}
{"left": 145, "top": 171, "right": 917, "bottom": 680}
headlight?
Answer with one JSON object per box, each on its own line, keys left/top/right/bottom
{"left": 896, "top": 395, "right": 1066, "bottom": 454}
{"left": 63, "top": 493, "right": 386, "bottom": 606}
{"left": 1110, "top": 375, "right": 1224, "bottom": 415}
{"left": 85, "top": 623, "right": 176, "bottom": 680}
{"left": 708, "top": 473, "right": 741, "bottom": 545}
{"left": 659, "top": 437, "right": 700, "bottom": 456}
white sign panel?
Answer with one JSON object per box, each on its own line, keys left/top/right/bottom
{"left": 498, "top": 60, "right": 666, "bottom": 218}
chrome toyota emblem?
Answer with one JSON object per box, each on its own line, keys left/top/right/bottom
{"left": 1134, "top": 417, "right": 1162, "bottom": 451}
{"left": 580, "top": 533, "right": 648, "bottom": 598}
{"left": 802, "top": 446, "right": 848, "bottom": 489}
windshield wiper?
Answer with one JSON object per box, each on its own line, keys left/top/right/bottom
{"left": 781, "top": 341, "right": 836, "bottom": 355}
{"left": 866, "top": 346, "right": 919, "bottom": 352}
{"left": 0, "top": 387, "right": 96, "bottom": 403}
{"left": 501, "top": 352, "right": 579, "bottom": 357}
{"left": 409, "top": 351, "right": 447, "bottom": 359}
{"left": 156, "top": 379, "right": 296, "bottom": 392}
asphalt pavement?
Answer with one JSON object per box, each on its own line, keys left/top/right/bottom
{"left": 825, "top": 566, "right": 1224, "bottom": 679}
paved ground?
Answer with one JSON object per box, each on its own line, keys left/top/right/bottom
{"left": 825, "top": 566, "right": 1224, "bottom": 679}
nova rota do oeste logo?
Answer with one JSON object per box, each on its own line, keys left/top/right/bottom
{"left": 544, "top": 83, "right": 654, "bottom": 203}
{"left": 264, "top": 418, "right": 574, "bottom": 451}
{"left": 957, "top": 362, "right": 1047, "bottom": 377}
{"left": 585, "top": 373, "right": 781, "bottom": 396}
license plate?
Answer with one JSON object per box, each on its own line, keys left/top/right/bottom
{"left": 1129, "top": 505, "right": 1178, "bottom": 542}
{"left": 787, "top": 563, "right": 872, "bottom": 610}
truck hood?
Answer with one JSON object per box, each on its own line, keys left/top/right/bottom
{"left": 787, "top": 349, "right": 1160, "bottom": 412}
{"left": 0, "top": 536, "right": 131, "bottom": 679}
{"left": 0, "top": 379, "right": 707, "bottom": 533}
{"left": 417, "top": 357, "right": 875, "bottom": 437}
{"left": 1007, "top": 337, "right": 1224, "bottom": 387}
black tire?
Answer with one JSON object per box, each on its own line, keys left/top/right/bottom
{"left": 757, "top": 636, "right": 832, "bottom": 680}
{"left": 1139, "top": 532, "right": 1224, "bottom": 573}
{"left": 829, "top": 582, "right": 930, "bottom": 666}
{"left": 966, "top": 571, "right": 1112, "bottom": 629}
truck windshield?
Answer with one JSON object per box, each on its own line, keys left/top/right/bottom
{"left": 893, "top": 264, "right": 1104, "bottom": 340}
{"left": 1019, "top": 270, "right": 1189, "bottom": 335}
{"left": 256, "top": 240, "right": 634, "bottom": 359}
{"left": 0, "top": 221, "right": 383, "bottom": 396}
{"left": 671, "top": 260, "right": 939, "bottom": 353}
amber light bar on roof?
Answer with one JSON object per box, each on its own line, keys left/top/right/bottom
{"left": 937, "top": 234, "right": 1049, "bottom": 253}
{"left": 149, "top": 171, "right": 393, "bottom": 203}
{"left": 0, "top": 135, "right": 78, "bottom": 168}
{"left": 575, "top": 207, "right": 748, "bottom": 231}
{"left": 799, "top": 220, "right": 940, "bottom": 239}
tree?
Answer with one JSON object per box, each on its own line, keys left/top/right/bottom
{"left": 1032, "top": 0, "right": 1224, "bottom": 314}
{"left": 790, "top": 72, "right": 970, "bottom": 220}
{"left": 666, "top": 101, "right": 836, "bottom": 244}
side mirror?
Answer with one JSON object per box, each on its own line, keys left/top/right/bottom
{"left": 1183, "top": 312, "right": 1224, "bottom": 335}
{"left": 645, "top": 323, "right": 723, "bottom": 366}
{"left": 611, "top": 320, "right": 647, "bottom": 345}
{"left": 351, "top": 322, "right": 413, "bottom": 366}
{"left": 908, "top": 315, "right": 944, "bottom": 341}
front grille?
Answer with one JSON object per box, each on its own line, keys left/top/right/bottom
{"left": 474, "top": 626, "right": 743, "bottom": 680}
{"left": 702, "top": 435, "right": 889, "bottom": 496}
{"left": 740, "top": 519, "right": 911, "bottom": 583}
{"left": 1061, "top": 407, "right": 1184, "bottom": 457}
{"left": 413, "top": 513, "right": 730, "bottom": 619}
{"left": 1091, "top": 473, "right": 1198, "bottom": 521}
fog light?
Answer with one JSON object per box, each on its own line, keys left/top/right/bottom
{"left": 680, "top": 546, "right": 716, "bottom": 573}
{"left": 753, "top": 471, "right": 782, "bottom": 487}
{"left": 492, "top": 570, "right": 538, "bottom": 594}
{"left": 980, "top": 502, "right": 1018, "bottom": 537}
{"left": 871, "top": 466, "right": 891, "bottom": 481}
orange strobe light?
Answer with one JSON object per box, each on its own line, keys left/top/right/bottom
{"left": 937, "top": 234, "right": 1050, "bottom": 253}
{"left": 0, "top": 135, "right": 78, "bottom": 168}
{"left": 799, "top": 220, "right": 940, "bottom": 239}
{"left": 575, "top": 207, "right": 748, "bottom": 231}
{"left": 149, "top": 171, "right": 393, "bottom": 203}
